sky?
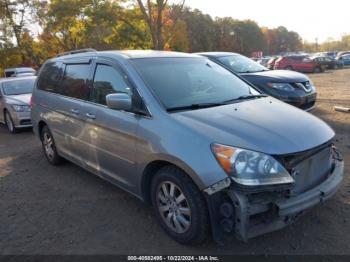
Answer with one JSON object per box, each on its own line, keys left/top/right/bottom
{"left": 183, "top": 0, "right": 350, "bottom": 43}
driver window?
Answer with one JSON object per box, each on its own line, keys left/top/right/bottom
{"left": 91, "top": 64, "right": 132, "bottom": 105}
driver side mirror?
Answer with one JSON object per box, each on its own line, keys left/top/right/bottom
{"left": 106, "top": 93, "right": 132, "bottom": 111}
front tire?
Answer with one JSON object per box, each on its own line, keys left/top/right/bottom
{"left": 41, "top": 125, "right": 64, "bottom": 165}
{"left": 151, "top": 166, "right": 210, "bottom": 245}
{"left": 4, "top": 111, "right": 17, "bottom": 134}
{"left": 285, "top": 66, "right": 293, "bottom": 70}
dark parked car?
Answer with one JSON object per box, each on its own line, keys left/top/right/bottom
{"left": 311, "top": 56, "right": 343, "bottom": 69}
{"left": 337, "top": 54, "right": 350, "bottom": 66}
{"left": 274, "top": 55, "right": 326, "bottom": 73}
{"left": 336, "top": 51, "right": 350, "bottom": 59}
{"left": 315, "top": 51, "right": 338, "bottom": 59}
{"left": 31, "top": 49, "right": 343, "bottom": 245}
{"left": 198, "top": 52, "right": 317, "bottom": 111}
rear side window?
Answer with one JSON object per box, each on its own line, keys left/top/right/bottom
{"left": 61, "top": 64, "right": 91, "bottom": 100}
{"left": 91, "top": 64, "right": 132, "bottom": 105}
{"left": 4, "top": 70, "right": 15, "bottom": 77}
{"left": 37, "top": 62, "right": 63, "bottom": 93}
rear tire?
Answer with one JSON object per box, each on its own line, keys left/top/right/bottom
{"left": 41, "top": 125, "right": 64, "bottom": 165}
{"left": 4, "top": 111, "right": 17, "bottom": 134}
{"left": 151, "top": 166, "right": 210, "bottom": 245}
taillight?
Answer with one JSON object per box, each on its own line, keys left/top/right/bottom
{"left": 29, "top": 95, "right": 33, "bottom": 108}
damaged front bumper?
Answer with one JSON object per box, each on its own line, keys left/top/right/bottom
{"left": 205, "top": 159, "right": 344, "bottom": 244}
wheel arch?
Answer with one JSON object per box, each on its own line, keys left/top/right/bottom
{"left": 3, "top": 107, "right": 10, "bottom": 116}
{"left": 37, "top": 120, "right": 47, "bottom": 139}
{"left": 2, "top": 108, "right": 8, "bottom": 124}
{"left": 140, "top": 158, "right": 203, "bottom": 204}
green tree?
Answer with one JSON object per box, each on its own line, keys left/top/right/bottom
{"left": 181, "top": 8, "right": 216, "bottom": 52}
{"left": 135, "top": 0, "right": 185, "bottom": 50}
{"left": 0, "top": 0, "right": 35, "bottom": 64}
{"left": 215, "top": 18, "right": 265, "bottom": 55}
{"left": 262, "top": 26, "right": 302, "bottom": 55}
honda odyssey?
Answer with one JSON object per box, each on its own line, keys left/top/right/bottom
{"left": 31, "top": 49, "right": 344, "bottom": 245}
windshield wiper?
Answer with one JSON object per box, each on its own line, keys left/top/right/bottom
{"left": 167, "top": 102, "right": 226, "bottom": 112}
{"left": 167, "top": 95, "right": 268, "bottom": 112}
{"left": 223, "top": 94, "right": 267, "bottom": 103}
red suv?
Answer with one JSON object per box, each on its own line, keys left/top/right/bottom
{"left": 274, "top": 55, "right": 325, "bottom": 73}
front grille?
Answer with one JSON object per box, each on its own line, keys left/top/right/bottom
{"left": 299, "top": 100, "right": 315, "bottom": 110}
{"left": 288, "top": 100, "right": 315, "bottom": 110}
{"left": 277, "top": 142, "right": 333, "bottom": 195}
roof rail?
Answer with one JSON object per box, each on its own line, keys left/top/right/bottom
{"left": 56, "top": 48, "right": 97, "bottom": 57}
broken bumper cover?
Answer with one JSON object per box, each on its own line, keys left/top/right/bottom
{"left": 206, "top": 160, "right": 344, "bottom": 243}
{"left": 276, "top": 160, "right": 343, "bottom": 216}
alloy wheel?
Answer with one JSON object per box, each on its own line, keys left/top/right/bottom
{"left": 156, "top": 181, "right": 191, "bottom": 234}
{"left": 43, "top": 132, "right": 55, "bottom": 160}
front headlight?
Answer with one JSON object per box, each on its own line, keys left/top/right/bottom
{"left": 267, "top": 82, "right": 295, "bottom": 91}
{"left": 211, "top": 144, "right": 294, "bottom": 186}
{"left": 11, "top": 104, "right": 30, "bottom": 112}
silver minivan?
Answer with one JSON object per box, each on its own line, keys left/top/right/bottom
{"left": 31, "top": 49, "right": 344, "bottom": 245}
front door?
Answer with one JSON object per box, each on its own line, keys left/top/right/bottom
{"left": 81, "top": 59, "right": 138, "bottom": 191}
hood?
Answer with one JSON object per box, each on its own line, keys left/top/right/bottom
{"left": 4, "top": 93, "right": 31, "bottom": 105}
{"left": 240, "top": 70, "right": 309, "bottom": 84}
{"left": 172, "top": 97, "right": 334, "bottom": 155}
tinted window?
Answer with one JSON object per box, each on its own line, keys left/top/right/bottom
{"left": 61, "top": 64, "right": 91, "bottom": 100}
{"left": 37, "top": 62, "right": 63, "bottom": 93}
{"left": 2, "top": 78, "right": 36, "bottom": 95}
{"left": 91, "top": 64, "right": 132, "bottom": 105}
{"left": 132, "top": 58, "right": 255, "bottom": 110}
{"left": 5, "top": 70, "right": 15, "bottom": 77}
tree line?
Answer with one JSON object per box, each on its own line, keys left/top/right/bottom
{"left": 0, "top": 0, "right": 349, "bottom": 74}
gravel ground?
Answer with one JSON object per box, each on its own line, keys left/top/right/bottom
{"left": 0, "top": 68, "right": 349, "bottom": 255}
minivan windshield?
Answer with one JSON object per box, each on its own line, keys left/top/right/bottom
{"left": 218, "top": 54, "right": 269, "bottom": 73}
{"left": 2, "top": 79, "right": 35, "bottom": 95}
{"left": 132, "top": 58, "right": 259, "bottom": 111}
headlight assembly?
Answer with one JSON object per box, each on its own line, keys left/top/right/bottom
{"left": 267, "top": 82, "right": 295, "bottom": 91}
{"left": 211, "top": 143, "right": 294, "bottom": 186}
{"left": 11, "top": 105, "right": 30, "bottom": 112}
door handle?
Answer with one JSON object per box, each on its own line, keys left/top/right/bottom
{"left": 70, "top": 108, "right": 79, "bottom": 115}
{"left": 86, "top": 113, "right": 96, "bottom": 120}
